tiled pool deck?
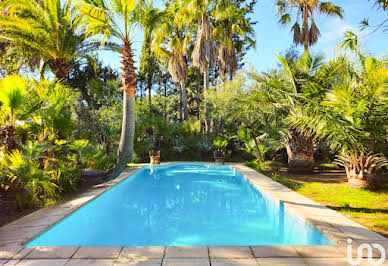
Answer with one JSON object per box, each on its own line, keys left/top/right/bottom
{"left": 0, "top": 162, "right": 387, "bottom": 266}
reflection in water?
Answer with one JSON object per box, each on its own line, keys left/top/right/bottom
{"left": 26, "top": 163, "right": 332, "bottom": 246}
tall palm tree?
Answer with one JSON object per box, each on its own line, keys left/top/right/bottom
{"left": 152, "top": 2, "right": 192, "bottom": 121}
{"left": 76, "top": 0, "right": 138, "bottom": 178}
{"left": 133, "top": 0, "right": 165, "bottom": 106}
{"left": 0, "top": 0, "right": 104, "bottom": 79}
{"left": 213, "top": 1, "right": 255, "bottom": 80}
{"left": 276, "top": 0, "right": 343, "bottom": 52}
{"left": 178, "top": 0, "right": 217, "bottom": 131}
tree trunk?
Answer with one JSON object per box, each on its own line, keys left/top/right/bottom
{"left": 347, "top": 171, "right": 374, "bottom": 189}
{"left": 204, "top": 63, "right": 210, "bottom": 134}
{"left": 197, "top": 70, "right": 201, "bottom": 119}
{"left": 107, "top": 41, "right": 136, "bottom": 180}
{"left": 49, "top": 59, "right": 72, "bottom": 80}
{"left": 2, "top": 124, "right": 16, "bottom": 151}
{"left": 179, "top": 85, "right": 183, "bottom": 122}
{"left": 148, "top": 78, "right": 152, "bottom": 106}
{"left": 285, "top": 129, "right": 314, "bottom": 174}
{"left": 181, "top": 81, "right": 188, "bottom": 121}
{"left": 302, "top": 5, "right": 310, "bottom": 53}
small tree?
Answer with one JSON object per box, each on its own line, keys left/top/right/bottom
{"left": 288, "top": 46, "right": 388, "bottom": 188}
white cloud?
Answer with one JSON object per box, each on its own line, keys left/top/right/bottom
{"left": 320, "top": 17, "right": 360, "bottom": 44}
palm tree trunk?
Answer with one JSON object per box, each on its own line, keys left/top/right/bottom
{"left": 302, "top": 5, "right": 309, "bottom": 53}
{"left": 147, "top": 78, "right": 152, "bottom": 106}
{"left": 107, "top": 41, "right": 136, "bottom": 179}
{"left": 181, "top": 81, "right": 188, "bottom": 121}
{"left": 179, "top": 85, "right": 183, "bottom": 122}
{"left": 197, "top": 69, "right": 201, "bottom": 119}
{"left": 2, "top": 124, "right": 16, "bottom": 151}
{"left": 285, "top": 129, "right": 314, "bottom": 174}
{"left": 204, "top": 63, "right": 210, "bottom": 134}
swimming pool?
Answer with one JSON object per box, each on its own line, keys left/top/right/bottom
{"left": 26, "top": 163, "right": 332, "bottom": 246}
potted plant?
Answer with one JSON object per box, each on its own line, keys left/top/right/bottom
{"left": 149, "top": 133, "right": 161, "bottom": 165}
{"left": 213, "top": 137, "right": 228, "bottom": 164}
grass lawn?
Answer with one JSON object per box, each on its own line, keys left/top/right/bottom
{"left": 246, "top": 161, "right": 388, "bottom": 237}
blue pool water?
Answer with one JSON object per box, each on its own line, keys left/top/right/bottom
{"left": 26, "top": 163, "right": 332, "bottom": 246}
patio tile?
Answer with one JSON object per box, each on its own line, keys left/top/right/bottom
{"left": 210, "top": 258, "right": 258, "bottom": 266}
{"left": 294, "top": 246, "right": 344, "bottom": 258}
{"left": 13, "top": 248, "right": 34, "bottom": 260}
{"left": 0, "top": 245, "right": 23, "bottom": 259}
{"left": 162, "top": 258, "right": 210, "bottom": 266}
{"left": 73, "top": 247, "right": 122, "bottom": 259}
{"left": 119, "top": 247, "right": 165, "bottom": 259}
{"left": 3, "top": 260, "right": 20, "bottom": 265}
{"left": 114, "top": 258, "right": 162, "bottom": 265}
{"left": 251, "top": 245, "right": 299, "bottom": 257}
{"left": 0, "top": 226, "right": 46, "bottom": 243}
{"left": 257, "top": 258, "right": 307, "bottom": 266}
{"left": 336, "top": 240, "right": 384, "bottom": 258}
{"left": 25, "top": 246, "right": 79, "bottom": 259}
{"left": 165, "top": 247, "right": 208, "bottom": 259}
{"left": 17, "top": 259, "right": 69, "bottom": 266}
{"left": 209, "top": 246, "right": 253, "bottom": 258}
{"left": 302, "top": 258, "right": 353, "bottom": 266}
{"left": 359, "top": 258, "right": 388, "bottom": 265}
{"left": 65, "top": 259, "right": 116, "bottom": 265}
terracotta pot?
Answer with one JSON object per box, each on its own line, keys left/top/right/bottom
{"left": 214, "top": 151, "right": 225, "bottom": 165}
{"left": 149, "top": 150, "right": 160, "bottom": 165}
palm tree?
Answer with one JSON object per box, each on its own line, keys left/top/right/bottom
{"left": 213, "top": 2, "right": 255, "bottom": 80}
{"left": 176, "top": 0, "right": 218, "bottom": 130}
{"left": 276, "top": 0, "right": 343, "bottom": 52}
{"left": 152, "top": 2, "right": 192, "bottom": 121}
{"left": 0, "top": 0, "right": 104, "bottom": 80}
{"left": 260, "top": 53, "right": 343, "bottom": 173}
{"left": 0, "top": 75, "right": 28, "bottom": 151}
{"left": 76, "top": 0, "right": 138, "bottom": 178}
{"left": 289, "top": 36, "right": 388, "bottom": 188}
{"left": 133, "top": 0, "right": 165, "bottom": 106}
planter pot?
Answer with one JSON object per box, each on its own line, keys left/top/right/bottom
{"left": 149, "top": 150, "right": 160, "bottom": 165}
{"left": 214, "top": 151, "right": 225, "bottom": 165}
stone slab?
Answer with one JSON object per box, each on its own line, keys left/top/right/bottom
{"left": 65, "top": 259, "right": 116, "bottom": 265}
{"left": 251, "top": 245, "right": 299, "bottom": 258}
{"left": 209, "top": 246, "right": 253, "bottom": 258}
{"left": 25, "top": 246, "right": 79, "bottom": 259}
{"left": 210, "top": 258, "right": 258, "bottom": 266}
{"left": 119, "top": 247, "right": 165, "bottom": 259}
{"left": 162, "top": 258, "right": 210, "bottom": 266}
{"left": 165, "top": 247, "right": 208, "bottom": 259}
{"left": 73, "top": 247, "right": 122, "bottom": 259}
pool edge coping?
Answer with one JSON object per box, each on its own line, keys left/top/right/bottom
{"left": 0, "top": 161, "right": 387, "bottom": 263}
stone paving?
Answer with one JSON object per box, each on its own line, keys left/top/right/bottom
{"left": 0, "top": 162, "right": 387, "bottom": 265}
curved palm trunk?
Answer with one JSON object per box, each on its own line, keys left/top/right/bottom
{"left": 204, "top": 63, "right": 210, "bottom": 134}
{"left": 107, "top": 41, "right": 136, "bottom": 179}
{"left": 285, "top": 129, "right": 314, "bottom": 174}
{"left": 181, "top": 81, "right": 188, "bottom": 121}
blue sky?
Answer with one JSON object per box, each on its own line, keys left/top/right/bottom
{"left": 99, "top": 0, "right": 388, "bottom": 73}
